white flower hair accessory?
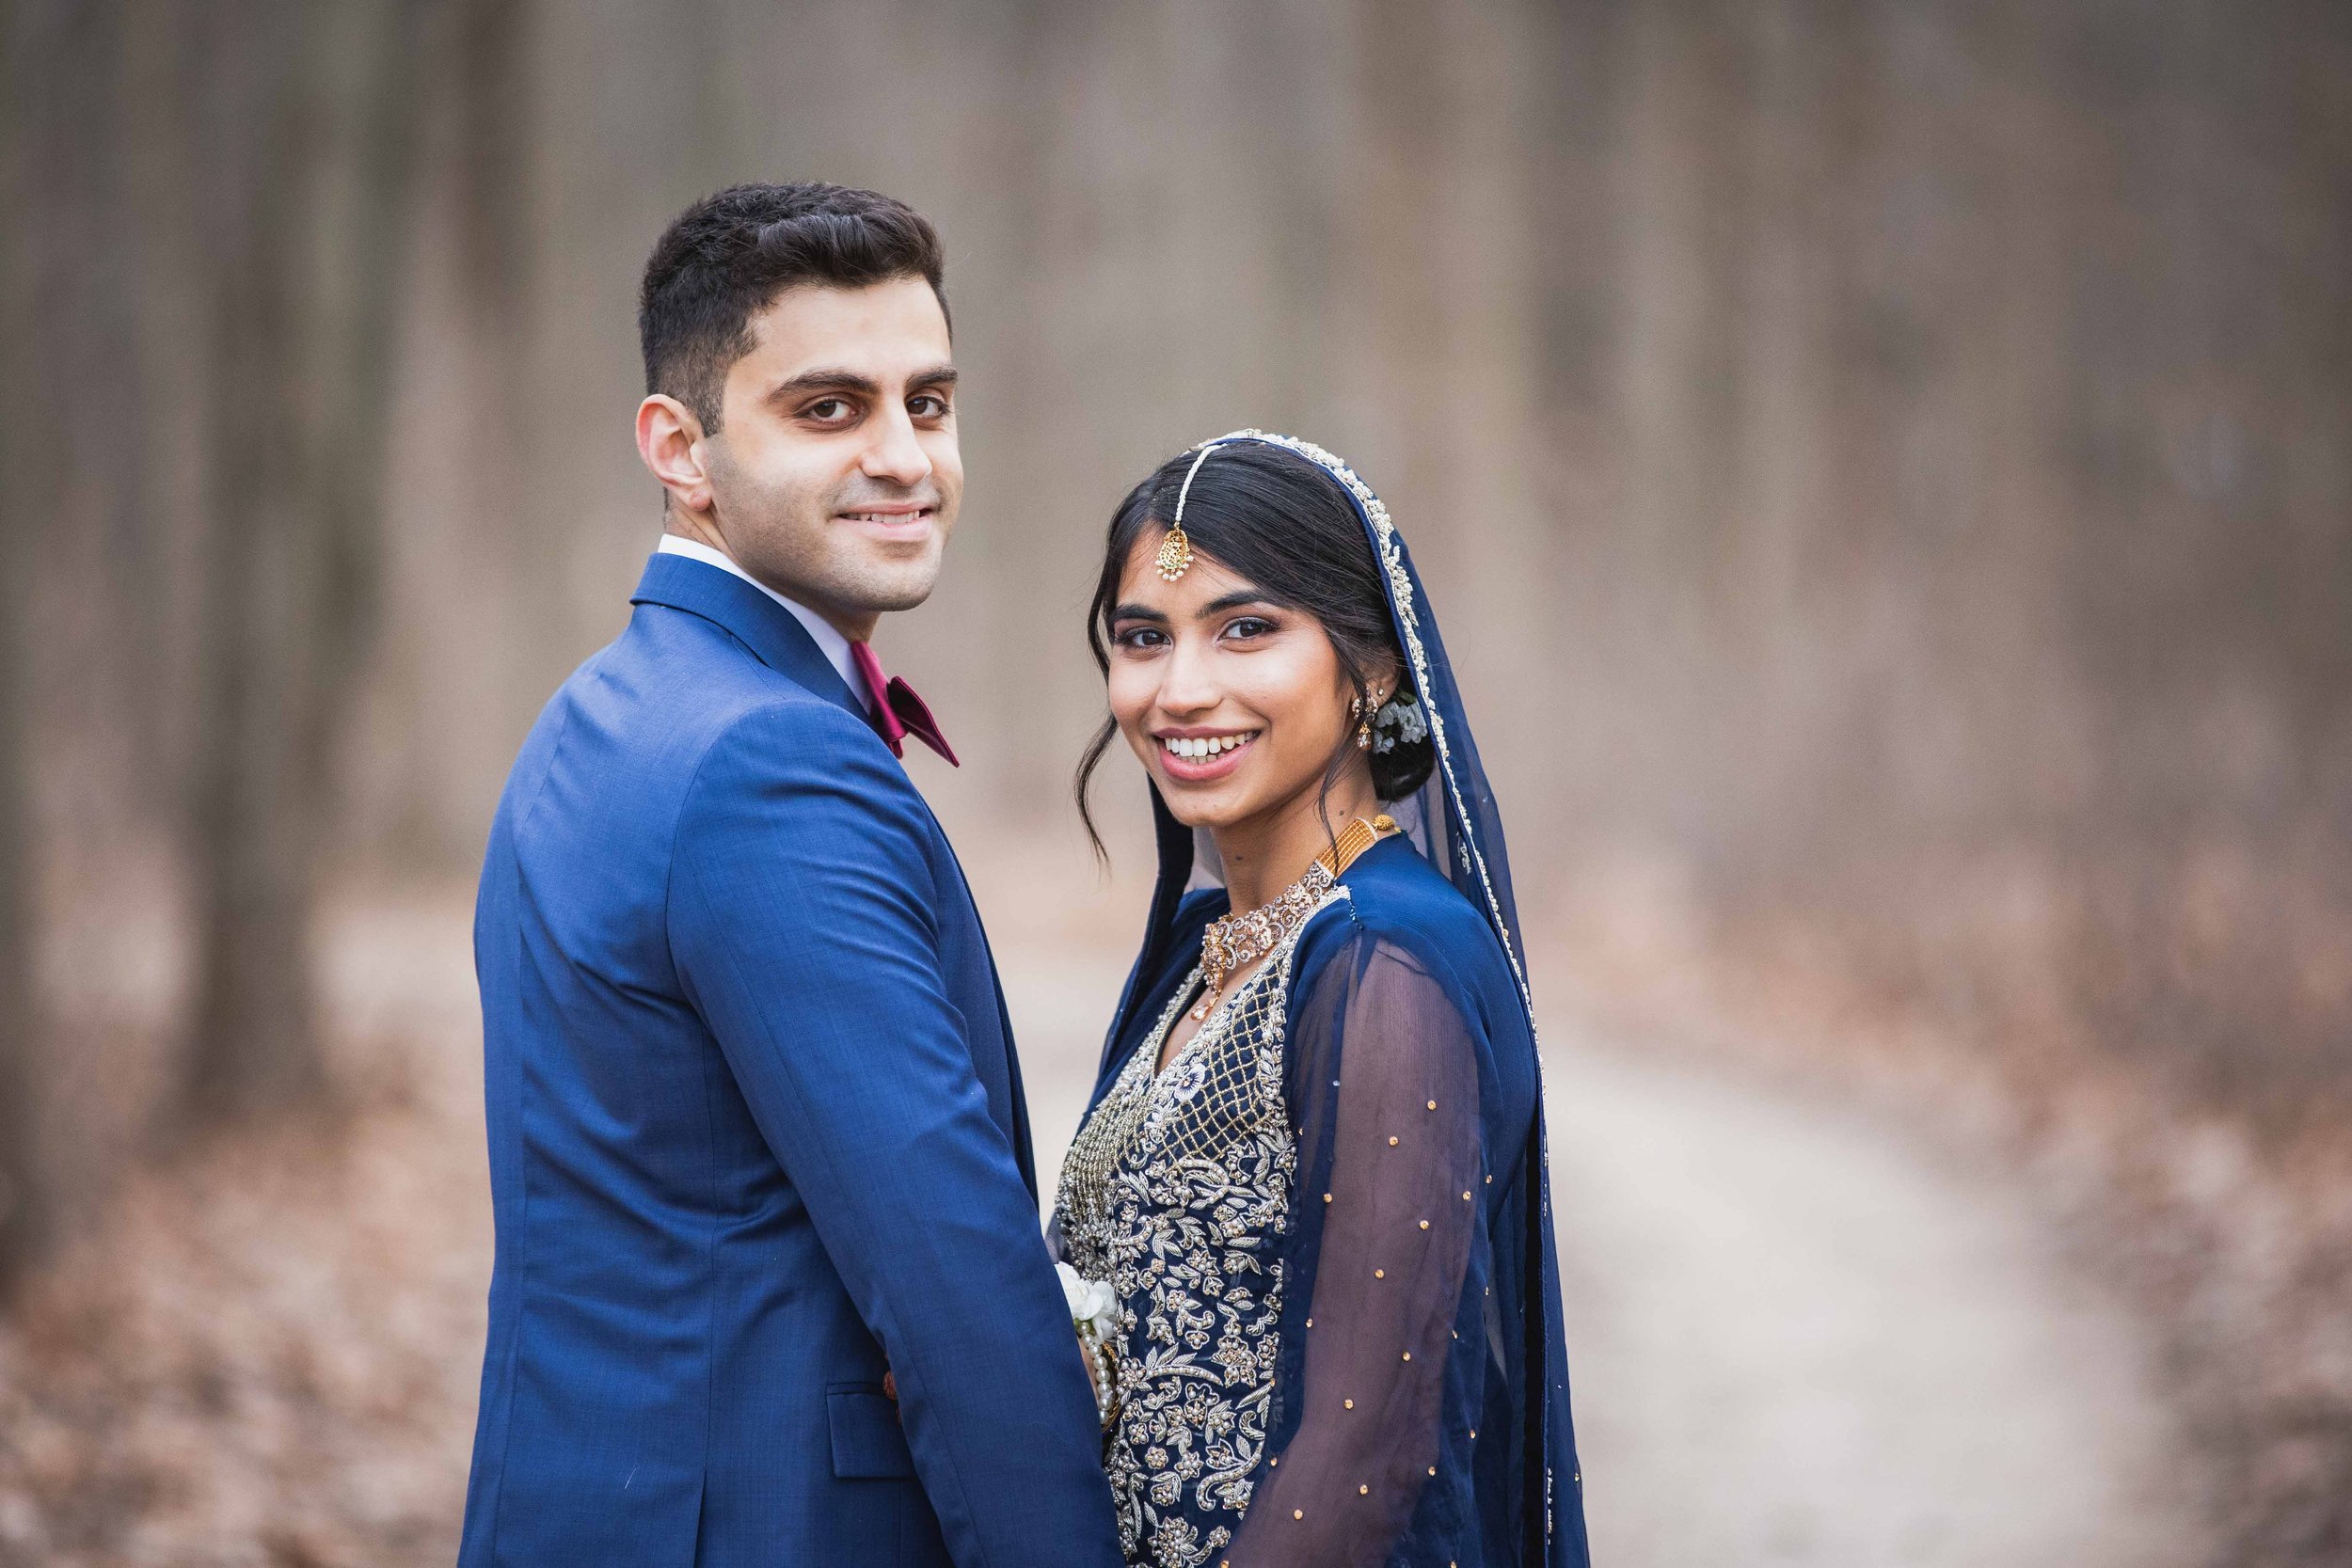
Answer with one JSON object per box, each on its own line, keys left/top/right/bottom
{"left": 1371, "top": 688, "right": 1427, "bottom": 753}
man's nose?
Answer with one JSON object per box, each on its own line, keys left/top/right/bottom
{"left": 861, "top": 404, "right": 933, "bottom": 487}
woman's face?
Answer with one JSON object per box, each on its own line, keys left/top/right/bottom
{"left": 1105, "top": 530, "right": 1375, "bottom": 832}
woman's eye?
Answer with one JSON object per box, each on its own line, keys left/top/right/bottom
{"left": 1222, "top": 615, "right": 1276, "bottom": 641}
{"left": 1113, "top": 626, "right": 1168, "bottom": 650}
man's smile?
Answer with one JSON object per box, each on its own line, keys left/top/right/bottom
{"left": 836, "top": 501, "right": 938, "bottom": 541}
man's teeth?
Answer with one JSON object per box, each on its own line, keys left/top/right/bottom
{"left": 1163, "top": 733, "right": 1257, "bottom": 760}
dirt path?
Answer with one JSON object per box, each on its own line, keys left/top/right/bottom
{"left": 1540, "top": 1027, "right": 2204, "bottom": 1567}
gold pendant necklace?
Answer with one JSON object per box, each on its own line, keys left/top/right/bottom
{"left": 1192, "top": 815, "right": 1396, "bottom": 1022}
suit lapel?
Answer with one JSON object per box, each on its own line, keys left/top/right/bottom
{"left": 631, "top": 552, "right": 865, "bottom": 720}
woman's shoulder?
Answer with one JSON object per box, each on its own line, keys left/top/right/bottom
{"left": 1295, "top": 835, "right": 1514, "bottom": 1001}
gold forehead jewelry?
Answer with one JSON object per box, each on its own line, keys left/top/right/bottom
{"left": 1154, "top": 442, "right": 1223, "bottom": 581}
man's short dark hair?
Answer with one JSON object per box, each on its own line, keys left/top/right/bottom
{"left": 639, "top": 182, "right": 948, "bottom": 434}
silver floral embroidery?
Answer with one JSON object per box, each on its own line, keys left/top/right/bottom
{"left": 1056, "top": 893, "right": 1343, "bottom": 1568}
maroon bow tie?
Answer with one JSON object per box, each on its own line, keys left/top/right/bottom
{"left": 848, "top": 640, "right": 958, "bottom": 767}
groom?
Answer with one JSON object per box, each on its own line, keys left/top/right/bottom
{"left": 459, "top": 183, "right": 1122, "bottom": 1568}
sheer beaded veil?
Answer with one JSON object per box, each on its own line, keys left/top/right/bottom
{"left": 1087, "top": 432, "right": 1589, "bottom": 1568}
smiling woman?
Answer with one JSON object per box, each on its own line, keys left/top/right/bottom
{"left": 1055, "top": 434, "right": 1589, "bottom": 1568}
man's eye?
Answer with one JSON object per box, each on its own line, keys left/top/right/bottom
{"left": 910, "top": 393, "right": 950, "bottom": 419}
{"left": 804, "top": 398, "right": 854, "bottom": 421}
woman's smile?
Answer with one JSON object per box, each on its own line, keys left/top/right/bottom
{"left": 1152, "top": 726, "right": 1262, "bottom": 782}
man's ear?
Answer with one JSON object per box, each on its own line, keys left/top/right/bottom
{"left": 636, "top": 393, "right": 714, "bottom": 515}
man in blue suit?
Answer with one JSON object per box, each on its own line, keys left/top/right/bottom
{"left": 459, "top": 183, "right": 1123, "bottom": 1568}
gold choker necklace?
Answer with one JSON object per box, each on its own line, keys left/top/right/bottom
{"left": 1193, "top": 815, "right": 1396, "bottom": 1021}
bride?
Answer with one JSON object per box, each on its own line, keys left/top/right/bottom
{"left": 1052, "top": 433, "right": 1591, "bottom": 1568}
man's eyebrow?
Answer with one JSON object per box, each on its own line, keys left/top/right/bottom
{"left": 767, "top": 365, "right": 959, "bottom": 406}
{"left": 768, "top": 368, "right": 881, "bottom": 404}
{"left": 1108, "top": 602, "right": 1168, "bottom": 624}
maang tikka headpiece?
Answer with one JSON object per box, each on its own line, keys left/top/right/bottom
{"left": 1154, "top": 442, "right": 1221, "bottom": 580}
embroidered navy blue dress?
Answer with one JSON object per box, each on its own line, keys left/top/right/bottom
{"left": 1054, "top": 433, "right": 1592, "bottom": 1568}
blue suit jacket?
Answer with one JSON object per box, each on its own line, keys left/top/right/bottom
{"left": 459, "top": 553, "right": 1123, "bottom": 1568}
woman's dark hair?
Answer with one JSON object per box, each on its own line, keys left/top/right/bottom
{"left": 1075, "top": 441, "right": 1436, "bottom": 856}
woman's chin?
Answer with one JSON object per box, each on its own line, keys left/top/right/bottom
{"left": 1152, "top": 772, "right": 1257, "bottom": 830}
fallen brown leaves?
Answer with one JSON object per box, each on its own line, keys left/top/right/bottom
{"left": 0, "top": 1077, "right": 487, "bottom": 1566}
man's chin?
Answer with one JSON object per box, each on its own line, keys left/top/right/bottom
{"left": 862, "top": 583, "right": 937, "bottom": 614}
{"left": 838, "top": 559, "right": 944, "bottom": 616}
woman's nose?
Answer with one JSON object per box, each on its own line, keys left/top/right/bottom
{"left": 1155, "top": 639, "right": 1220, "bottom": 714}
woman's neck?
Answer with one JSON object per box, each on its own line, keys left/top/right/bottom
{"left": 1213, "top": 776, "right": 1382, "bottom": 914}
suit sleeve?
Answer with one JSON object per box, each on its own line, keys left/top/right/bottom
{"left": 669, "top": 703, "right": 1123, "bottom": 1568}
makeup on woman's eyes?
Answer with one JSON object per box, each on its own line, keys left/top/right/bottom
{"left": 1111, "top": 622, "right": 1170, "bottom": 651}
{"left": 1110, "top": 611, "right": 1279, "bottom": 652}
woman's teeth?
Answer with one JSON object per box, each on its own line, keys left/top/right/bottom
{"left": 1163, "top": 733, "right": 1257, "bottom": 761}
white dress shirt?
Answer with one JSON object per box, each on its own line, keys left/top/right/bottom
{"left": 655, "top": 534, "right": 869, "bottom": 711}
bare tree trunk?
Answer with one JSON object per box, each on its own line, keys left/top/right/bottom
{"left": 0, "top": 0, "right": 142, "bottom": 1287}
{"left": 0, "top": 474, "right": 32, "bottom": 1295}
{"left": 181, "top": 0, "right": 431, "bottom": 1126}
{"left": 0, "top": 0, "right": 48, "bottom": 1295}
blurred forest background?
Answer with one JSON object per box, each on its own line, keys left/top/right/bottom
{"left": 2, "top": 0, "right": 2347, "bottom": 1564}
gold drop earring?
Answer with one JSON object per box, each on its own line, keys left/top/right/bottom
{"left": 1354, "top": 691, "right": 1378, "bottom": 751}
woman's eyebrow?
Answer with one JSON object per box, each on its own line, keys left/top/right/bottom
{"left": 1199, "top": 590, "right": 1276, "bottom": 616}
{"left": 1109, "top": 602, "right": 1169, "bottom": 624}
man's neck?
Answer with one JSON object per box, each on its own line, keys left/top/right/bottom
{"left": 660, "top": 519, "right": 876, "bottom": 643}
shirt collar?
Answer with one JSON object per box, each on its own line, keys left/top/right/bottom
{"left": 655, "top": 534, "right": 868, "bottom": 711}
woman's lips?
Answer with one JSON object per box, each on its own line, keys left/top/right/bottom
{"left": 1155, "top": 730, "right": 1260, "bottom": 784}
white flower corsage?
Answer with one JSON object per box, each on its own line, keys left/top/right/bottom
{"left": 1057, "top": 1262, "right": 1119, "bottom": 1339}
{"left": 1057, "top": 1262, "right": 1120, "bottom": 1431}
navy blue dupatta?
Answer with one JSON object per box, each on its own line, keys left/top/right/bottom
{"left": 1090, "top": 432, "right": 1590, "bottom": 1567}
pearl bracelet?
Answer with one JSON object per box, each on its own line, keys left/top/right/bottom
{"left": 1080, "top": 1326, "right": 1118, "bottom": 1431}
